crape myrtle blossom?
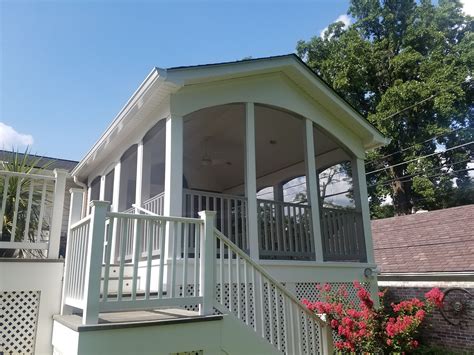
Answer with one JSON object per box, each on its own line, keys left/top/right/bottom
{"left": 303, "top": 281, "right": 444, "bottom": 353}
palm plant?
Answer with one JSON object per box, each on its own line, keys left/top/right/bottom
{"left": 0, "top": 149, "right": 54, "bottom": 258}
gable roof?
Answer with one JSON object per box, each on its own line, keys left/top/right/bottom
{"left": 167, "top": 54, "right": 383, "bottom": 136}
{"left": 372, "top": 204, "right": 474, "bottom": 273}
{"left": 0, "top": 150, "right": 78, "bottom": 172}
{"left": 72, "top": 54, "right": 389, "bottom": 178}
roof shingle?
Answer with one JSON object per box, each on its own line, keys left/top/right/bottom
{"left": 371, "top": 205, "right": 474, "bottom": 273}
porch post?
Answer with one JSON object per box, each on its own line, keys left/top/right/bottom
{"left": 304, "top": 119, "right": 324, "bottom": 261}
{"left": 61, "top": 188, "right": 84, "bottom": 314}
{"left": 164, "top": 114, "right": 184, "bottom": 264}
{"left": 109, "top": 162, "right": 121, "bottom": 263}
{"left": 82, "top": 200, "right": 109, "bottom": 324}
{"left": 135, "top": 140, "right": 144, "bottom": 209}
{"left": 48, "top": 169, "right": 68, "bottom": 259}
{"left": 351, "top": 157, "right": 374, "bottom": 263}
{"left": 99, "top": 175, "right": 106, "bottom": 200}
{"left": 245, "top": 102, "right": 259, "bottom": 260}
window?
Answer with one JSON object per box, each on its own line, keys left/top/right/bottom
{"left": 142, "top": 120, "right": 166, "bottom": 201}
{"left": 90, "top": 176, "right": 101, "bottom": 201}
{"left": 119, "top": 145, "right": 137, "bottom": 211}
{"left": 104, "top": 169, "right": 114, "bottom": 205}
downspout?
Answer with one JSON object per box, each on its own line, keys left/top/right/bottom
{"left": 73, "top": 175, "right": 88, "bottom": 218}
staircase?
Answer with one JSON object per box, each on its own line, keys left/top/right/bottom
{"left": 63, "top": 204, "right": 332, "bottom": 354}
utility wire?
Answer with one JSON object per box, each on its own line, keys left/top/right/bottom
{"left": 366, "top": 127, "right": 471, "bottom": 164}
{"left": 366, "top": 141, "right": 473, "bottom": 175}
{"left": 368, "top": 167, "right": 474, "bottom": 189}
{"left": 367, "top": 159, "right": 473, "bottom": 188}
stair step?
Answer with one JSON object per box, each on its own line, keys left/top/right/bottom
{"left": 100, "top": 276, "right": 138, "bottom": 294}
{"left": 101, "top": 265, "right": 134, "bottom": 278}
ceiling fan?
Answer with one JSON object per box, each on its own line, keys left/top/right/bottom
{"left": 200, "top": 137, "right": 230, "bottom": 167}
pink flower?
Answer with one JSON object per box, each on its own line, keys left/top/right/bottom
{"left": 411, "top": 340, "right": 419, "bottom": 348}
{"left": 330, "top": 319, "right": 339, "bottom": 329}
{"left": 353, "top": 280, "right": 361, "bottom": 289}
{"left": 386, "top": 339, "right": 392, "bottom": 346}
{"left": 415, "top": 309, "right": 426, "bottom": 321}
{"left": 323, "top": 283, "right": 332, "bottom": 292}
{"left": 425, "top": 288, "right": 444, "bottom": 308}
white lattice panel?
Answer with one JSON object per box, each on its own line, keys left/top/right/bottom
{"left": 0, "top": 291, "right": 40, "bottom": 354}
{"left": 295, "top": 281, "right": 370, "bottom": 307}
{"left": 295, "top": 281, "right": 371, "bottom": 345}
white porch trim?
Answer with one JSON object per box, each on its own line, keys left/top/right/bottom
{"left": 245, "top": 102, "right": 259, "bottom": 261}
{"left": 352, "top": 157, "right": 374, "bottom": 263}
{"left": 304, "top": 119, "right": 323, "bottom": 261}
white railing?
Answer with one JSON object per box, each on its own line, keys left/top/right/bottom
{"left": 214, "top": 229, "right": 330, "bottom": 354}
{"left": 320, "top": 207, "right": 366, "bottom": 262}
{"left": 63, "top": 215, "right": 91, "bottom": 308}
{"left": 63, "top": 202, "right": 332, "bottom": 351}
{"left": 63, "top": 201, "right": 210, "bottom": 324}
{"left": 183, "top": 189, "right": 248, "bottom": 253}
{"left": 257, "top": 199, "right": 314, "bottom": 260}
{"left": 142, "top": 191, "right": 165, "bottom": 215}
{"left": 0, "top": 169, "right": 67, "bottom": 258}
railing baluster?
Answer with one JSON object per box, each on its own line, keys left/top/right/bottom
{"left": 102, "top": 218, "right": 113, "bottom": 302}
{"left": 170, "top": 221, "right": 178, "bottom": 298}
{"left": 23, "top": 181, "right": 34, "bottom": 242}
{"left": 118, "top": 217, "right": 127, "bottom": 301}
{"left": 182, "top": 222, "right": 189, "bottom": 297}
{"left": 0, "top": 175, "right": 10, "bottom": 239}
{"left": 193, "top": 223, "right": 200, "bottom": 296}
{"left": 10, "top": 177, "right": 23, "bottom": 242}
{"left": 236, "top": 254, "right": 241, "bottom": 319}
{"left": 158, "top": 220, "right": 166, "bottom": 299}
{"left": 220, "top": 236, "right": 224, "bottom": 304}
{"left": 145, "top": 219, "right": 153, "bottom": 300}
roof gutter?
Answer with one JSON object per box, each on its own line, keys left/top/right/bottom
{"left": 71, "top": 67, "right": 168, "bottom": 177}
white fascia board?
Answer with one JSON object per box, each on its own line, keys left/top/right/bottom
{"left": 71, "top": 67, "right": 173, "bottom": 177}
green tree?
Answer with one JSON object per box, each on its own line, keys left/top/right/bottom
{"left": 297, "top": 0, "right": 473, "bottom": 216}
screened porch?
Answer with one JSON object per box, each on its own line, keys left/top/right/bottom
{"left": 89, "top": 103, "right": 370, "bottom": 263}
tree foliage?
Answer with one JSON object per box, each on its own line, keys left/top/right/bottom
{"left": 297, "top": 0, "right": 473, "bottom": 216}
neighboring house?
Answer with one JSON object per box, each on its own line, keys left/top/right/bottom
{"left": 372, "top": 205, "right": 474, "bottom": 352}
{"left": 0, "top": 150, "right": 79, "bottom": 257}
{"left": 1, "top": 54, "right": 388, "bottom": 355}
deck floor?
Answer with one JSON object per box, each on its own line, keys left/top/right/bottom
{"left": 54, "top": 308, "right": 222, "bottom": 331}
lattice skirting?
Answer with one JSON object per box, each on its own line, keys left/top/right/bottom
{"left": 178, "top": 283, "right": 321, "bottom": 354}
{"left": 0, "top": 290, "right": 40, "bottom": 354}
{"left": 293, "top": 281, "right": 372, "bottom": 343}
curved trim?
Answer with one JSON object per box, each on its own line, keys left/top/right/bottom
{"left": 172, "top": 73, "right": 366, "bottom": 158}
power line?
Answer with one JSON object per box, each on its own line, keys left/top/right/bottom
{"left": 366, "top": 127, "right": 470, "bottom": 164}
{"left": 376, "top": 186, "right": 474, "bottom": 210}
{"left": 381, "top": 93, "right": 439, "bottom": 122}
{"left": 367, "top": 159, "right": 473, "bottom": 188}
{"left": 366, "top": 141, "right": 473, "bottom": 175}
{"left": 368, "top": 167, "right": 474, "bottom": 189}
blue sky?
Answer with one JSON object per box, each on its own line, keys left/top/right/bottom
{"left": 1, "top": 0, "right": 352, "bottom": 161}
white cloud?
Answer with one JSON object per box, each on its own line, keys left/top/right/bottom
{"left": 0, "top": 122, "right": 34, "bottom": 148}
{"left": 460, "top": 0, "right": 474, "bottom": 16}
{"left": 320, "top": 14, "right": 352, "bottom": 38}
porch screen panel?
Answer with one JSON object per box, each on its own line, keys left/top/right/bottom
{"left": 104, "top": 170, "right": 114, "bottom": 205}
{"left": 142, "top": 120, "right": 166, "bottom": 204}
{"left": 119, "top": 145, "right": 137, "bottom": 211}
{"left": 255, "top": 105, "right": 310, "bottom": 260}
{"left": 90, "top": 176, "right": 101, "bottom": 201}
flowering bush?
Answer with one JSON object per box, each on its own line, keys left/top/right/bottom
{"left": 302, "top": 281, "right": 444, "bottom": 353}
